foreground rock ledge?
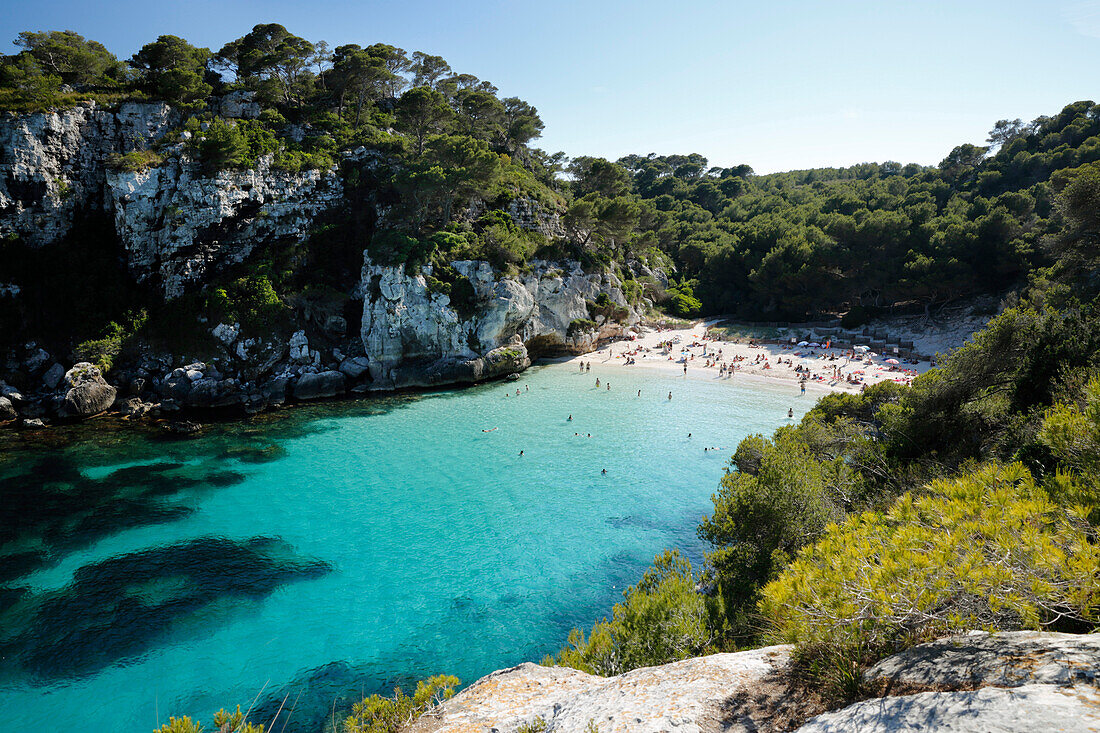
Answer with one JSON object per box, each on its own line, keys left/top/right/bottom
{"left": 410, "top": 632, "right": 1100, "bottom": 733}
{"left": 408, "top": 646, "right": 792, "bottom": 733}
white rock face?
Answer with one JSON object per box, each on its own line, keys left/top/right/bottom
{"left": 410, "top": 647, "right": 792, "bottom": 733}
{"left": 360, "top": 257, "right": 636, "bottom": 389}
{"left": 0, "top": 102, "right": 176, "bottom": 245}
{"left": 415, "top": 632, "right": 1100, "bottom": 733}
{"left": 795, "top": 684, "right": 1100, "bottom": 733}
{"left": 107, "top": 159, "right": 342, "bottom": 298}
{"left": 864, "top": 630, "right": 1100, "bottom": 690}
{"left": 0, "top": 103, "right": 341, "bottom": 299}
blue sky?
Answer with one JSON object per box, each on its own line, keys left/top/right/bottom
{"left": 3, "top": 0, "right": 1097, "bottom": 172}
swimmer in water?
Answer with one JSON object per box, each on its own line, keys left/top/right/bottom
{"left": 519, "top": 450, "right": 524, "bottom": 456}
{"left": 637, "top": 389, "right": 641, "bottom": 397}
{"left": 568, "top": 415, "right": 573, "bottom": 421}
{"left": 668, "top": 392, "right": 672, "bottom": 400}
{"left": 601, "top": 468, "right": 607, "bottom": 475}
{"left": 482, "top": 427, "right": 498, "bottom": 432}
{"left": 596, "top": 378, "right": 600, "bottom": 387}
{"left": 688, "top": 433, "right": 692, "bottom": 438}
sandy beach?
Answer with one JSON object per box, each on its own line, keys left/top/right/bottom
{"left": 563, "top": 321, "right": 936, "bottom": 395}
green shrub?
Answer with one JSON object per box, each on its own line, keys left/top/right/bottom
{"left": 761, "top": 462, "right": 1100, "bottom": 655}
{"left": 567, "top": 318, "right": 597, "bottom": 337}
{"left": 107, "top": 149, "right": 164, "bottom": 172}
{"left": 209, "top": 276, "right": 286, "bottom": 331}
{"left": 155, "top": 705, "right": 264, "bottom": 733}
{"left": 698, "top": 426, "right": 851, "bottom": 645}
{"left": 188, "top": 118, "right": 279, "bottom": 172}
{"left": 549, "top": 550, "right": 713, "bottom": 676}
{"left": 343, "top": 674, "right": 459, "bottom": 733}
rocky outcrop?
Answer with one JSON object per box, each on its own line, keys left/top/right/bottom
{"left": 410, "top": 647, "right": 792, "bottom": 733}
{"left": 862, "top": 630, "right": 1100, "bottom": 691}
{"left": 415, "top": 632, "right": 1100, "bottom": 733}
{"left": 57, "top": 362, "right": 117, "bottom": 418}
{"left": 359, "top": 257, "right": 637, "bottom": 390}
{"left": 797, "top": 684, "right": 1100, "bottom": 732}
{"left": 0, "top": 102, "right": 176, "bottom": 245}
{"left": 293, "top": 370, "right": 345, "bottom": 400}
{"left": 0, "top": 102, "right": 342, "bottom": 298}
{"left": 0, "top": 103, "right": 651, "bottom": 425}
{"left": 107, "top": 159, "right": 342, "bottom": 297}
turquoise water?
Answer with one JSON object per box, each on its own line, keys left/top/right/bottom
{"left": 0, "top": 362, "right": 809, "bottom": 733}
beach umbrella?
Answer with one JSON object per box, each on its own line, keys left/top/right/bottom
{"left": 797, "top": 341, "right": 809, "bottom": 346}
{"left": 885, "top": 358, "right": 900, "bottom": 365}
{"left": 809, "top": 342, "right": 821, "bottom": 347}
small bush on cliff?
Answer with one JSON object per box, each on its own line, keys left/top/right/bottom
{"left": 343, "top": 674, "right": 459, "bottom": 733}
{"left": 548, "top": 550, "right": 714, "bottom": 676}
{"left": 567, "top": 318, "right": 597, "bottom": 337}
{"left": 107, "top": 150, "right": 164, "bottom": 172}
{"left": 209, "top": 276, "right": 286, "bottom": 332}
{"left": 155, "top": 705, "right": 264, "bottom": 733}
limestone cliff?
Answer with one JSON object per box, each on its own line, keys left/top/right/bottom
{"left": 0, "top": 103, "right": 646, "bottom": 426}
{"left": 107, "top": 157, "right": 342, "bottom": 298}
{"left": 410, "top": 631, "right": 1100, "bottom": 733}
{"left": 360, "top": 257, "right": 636, "bottom": 390}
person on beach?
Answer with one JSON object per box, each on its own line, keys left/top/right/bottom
{"left": 788, "top": 408, "right": 794, "bottom": 418}
{"left": 800, "top": 382, "right": 806, "bottom": 395}
{"left": 668, "top": 391, "right": 673, "bottom": 400}
{"left": 637, "top": 389, "right": 641, "bottom": 397}
{"left": 606, "top": 383, "right": 610, "bottom": 390}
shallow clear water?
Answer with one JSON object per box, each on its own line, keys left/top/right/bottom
{"left": 0, "top": 362, "right": 809, "bottom": 733}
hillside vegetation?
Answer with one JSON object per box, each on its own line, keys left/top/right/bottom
{"left": 4, "top": 28, "right": 1099, "bottom": 328}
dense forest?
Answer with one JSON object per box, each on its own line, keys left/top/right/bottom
{"left": 3, "top": 26, "right": 1100, "bottom": 329}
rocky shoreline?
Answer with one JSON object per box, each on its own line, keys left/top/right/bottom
{"left": 0, "top": 101, "right": 663, "bottom": 433}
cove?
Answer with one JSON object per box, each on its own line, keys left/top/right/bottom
{"left": 0, "top": 362, "right": 811, "bottom": 733}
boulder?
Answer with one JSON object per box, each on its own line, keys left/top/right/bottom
{"left": 864, "top": 631, "right": 1100, "bottom": 692}
{"left": 19, "top": 417, "right": 46, "bottom": 430}
{"left": 59, "top": 362, "right": 117, "bottom": 418}
{"left": 42, "top": 362, "right": 65, "bottom": 389}
{"left": 185, "top": 378, "right": 242, "bottom": 408}
{"left": 212, "top": 322, "right": 239, "bottom": 345}
{"left": 261, "top": 377, "right": 289, "bottom": 405}
{"left": 289, "top": 330, "right": 311, "bottom": 364}
{"left": 1, "top": 382, "right": 24, "bottom": 405}
{"left": 339, "top": 356, "right": 371, "bottom": 379}
{"left": 795, "top": 684, "right": 1100, "bottom": 732}
{"left": 0, "top": 395, "right": 16, "bottom": 421}
{"left": 293, "top": 370, "right": 345, "bottom": 400}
